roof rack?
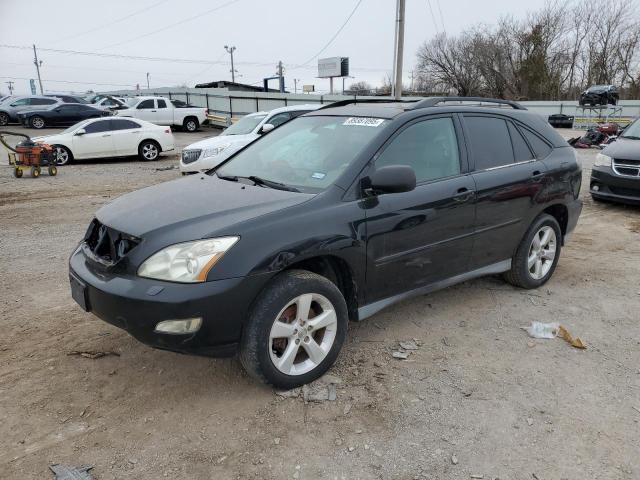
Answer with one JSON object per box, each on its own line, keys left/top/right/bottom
{"left": 410, "top": 96, "right": 527, "bottom": 110}
{"left": 318, "top": 98, "right": 419, "bottom": 110}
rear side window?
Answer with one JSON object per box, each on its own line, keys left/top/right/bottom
{"left": 508, "top": 122, "right": 534, "bottom": 162}
{"left": 521, "top": 128, "right": 552, "bottom": 158}
{"left": 111, "top": 119, "right": 140, "bottom": 130}
{"left": 11, "top": 98, "right": 31, "bottom": 106}
{"left": 157, "top": 99, "right": 167, "bottom": 108}
{"left": 464, "top": 116, "right": 514, "bottom": 170}
{"left": 32, "top": 98, "right": 57, "bottom": 105}
{"left": 137, "top": 99, "right": 154, "bottom": 109}
{"left": 376, "top": 117, "right": 461, "bottom": 183}
{"left": 84, "top": 120, "right": 112, "bottom": 134}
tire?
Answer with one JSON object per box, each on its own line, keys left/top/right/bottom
{"left": 0, "top": 112, "right": 8, "bottom": 126}
{"left": 30, "top": 116, "right": 45, "bottom": 129}
{"left": 138, "top": 140, "right": 160, "bottom": 161}
{"left": 239, "top": 270, "right": 348, "bottom": 389}
{"left": 53, "top": 145, "right": 72, "bottom": 165}
{"left": 48, "top": 165, "right": 57, "bottom": 176}
{"left": 14, "top": 168, "right": 23, "bottom": 178}
{"left": 31, "top": 166, "right": 41, "bottom": 178}
{"left": 504, "top": 214, "right": 562, "bottom": 289}
{"left": 183, "top": 117, "right": 199, "bottom": 132}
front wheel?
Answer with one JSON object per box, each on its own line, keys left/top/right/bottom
{"left": 0, "top": 112, "right": 8, "bottom": 126}
{"left": 504, "top": 214, "right": 562, "bottom": 289}
{"left": 138, "top": 140, "right": 160, "bottom": 161}
{"left": 30, "top": 116, "right": 45, "bottom": 129}
{"left": 240, "top": 270, "right": 348, "bottom": 389}
{"left": 53, "top": 145, "right": 72, "bottom": 165}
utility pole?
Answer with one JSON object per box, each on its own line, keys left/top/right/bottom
{"left": 146, "top": 72, "right": 150, "bottom": 89}
{"left": 409, "top": 70, "right": 415, "bottom": 92}
{"left": 224, "top": 45, "right": 236, "bottom": 83}
{"left": 33, "top": 44, "right": 44, "bottom": 94}
{"left": 293, "top": 78, "right": 300, "bottom": 94}
{"left": 5, "top": 81, "right": 14, "bottom": 95}
{"left": 391, "top": 0, "right": 405, "bottom": 100}
{"left": 276, "top": 60, "right": 285, "bottom": 93}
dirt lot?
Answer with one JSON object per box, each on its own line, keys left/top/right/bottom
{"left": 1, "top": 126, "right": 639, "bottom": 480}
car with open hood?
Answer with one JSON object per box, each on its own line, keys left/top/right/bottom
{"left": 179, "top": 104, "right": 321, "bottom": 174}
{"left": 69, "top": 97, "right": 582, "bottom": 389}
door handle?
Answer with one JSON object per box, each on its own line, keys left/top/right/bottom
{"left": 531, "top": 170, "right": 544, "bottom": 180}
{"left": 102, "top": 134, "right": 111, "bottom": 137}
{"left": 453, "top": 187, "right": 475, "bottom": 202}
{"left": 151, "top": 110, "right": 157, "bottom": 112}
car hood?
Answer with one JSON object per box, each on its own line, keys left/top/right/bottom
{"left": 185, "top": 134, "right": 255, "bottom": 151}
{"left": 602, "top": 137, "right": 640, "bottom": 160}
{"left": 96, "top": 174, "right": 313, "bottom": 238}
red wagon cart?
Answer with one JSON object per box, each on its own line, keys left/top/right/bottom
{"left": 0, "top": 131, "right": 57, "bottom": 178}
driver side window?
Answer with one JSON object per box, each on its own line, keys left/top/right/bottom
{"left": 376, "top": 117, "right": 461, "bottom": 183}
{"left": 137, "top": 99, "right": 154, "bottom": 109}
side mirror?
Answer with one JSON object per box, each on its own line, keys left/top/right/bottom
{"left": 260, "top": 123, "right": 275, "bottom": 134}
{"left": 75, "top": 128, "right": 86, "bottom": 136}
{"left": 367, "top": 165, "right": 416, "bottom": 195}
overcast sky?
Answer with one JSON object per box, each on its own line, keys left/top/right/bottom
{"left": 0, "top": 0, "right": 548, "bottom": 96}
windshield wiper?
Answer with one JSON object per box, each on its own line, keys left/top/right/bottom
{"left": 245, "top": 175, "right": 300, "bottom": 192}
{"left": 215, "top": 172, "right": 299, "bottom": 192}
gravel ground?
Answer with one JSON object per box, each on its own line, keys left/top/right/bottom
{"left": 0, "top": 126, "right": 639, "bottom": 480}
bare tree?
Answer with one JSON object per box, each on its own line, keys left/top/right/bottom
{"left": 347, "top": 81, "right": 373, "bottom": 95}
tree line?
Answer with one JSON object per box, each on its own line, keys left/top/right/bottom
{"left": 414, "top": 0, "right": 640, "bottom": 100}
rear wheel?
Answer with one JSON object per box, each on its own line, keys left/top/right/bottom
{"left": 48, "top": 165, "right": 58, "bottom": 176}
{"left": 240, "top": 270, "right": 348, "bottom": 389}
{"left": 504, "top": 214, "right": 561, "bottom": 289}
{"left": 183, "top": 117, "right": 199, "bottom": 132}
{"left": 14, "top": 168, "right": 23, "bottom": 178}
{"left": 0, "top": 112, "right": 8, "bottom": 126}
{"left": 138, "top": 140, "right": 160, "bottom": 161}
{"left": 31, "top": 166, "right": 41, "bottom": 178}
{"left": 53, "top": 145, "right": 72, "bottom": 165}
{"left": 30, "top": 116, "right": 45, "bottom": 129}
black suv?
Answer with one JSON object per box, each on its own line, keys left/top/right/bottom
{"left": 69, "top": 97, "right": 583, "bottom": 389}
{"left": 579, "top": 85, "right": 619, "bottom": 106}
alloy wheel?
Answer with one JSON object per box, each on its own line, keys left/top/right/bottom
{"left": 54, "top": 147, "right": 69, "bottom": 165}
{"left": 269, "top": 293, "right": 338, "bottom": 376}
{"left": 142, "top": 143, "right": 158, "bottom": 160}
{"left": 32, "top": 117, "right": 45, "bottom": 129}
{"left": 186, "top": 120, "right": 197, "bottom": 131}
{"left": 527, "top": 226, "right": 557, "bottom": 280}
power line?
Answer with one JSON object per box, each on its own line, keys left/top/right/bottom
{"left": 296, "top": 0, "right": 364, "bottom": 67}
{"left": 0, "top": 60, "right": 189, "bottom": 78}
{"left": 97, "top": 0, "right": 242, "bottom": 52}
{"left": 425, "top": 0, "right": 441, "bottom": 35}
{"left": 435, "top": 0, "right": 447, "bottom": 36}
{"left": 0, "top": 76, "right": 135, "bottom": 88}
{"left": 51, "top": 0, "right": 171, "bottom": 45}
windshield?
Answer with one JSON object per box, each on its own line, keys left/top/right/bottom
{"left": 222, "top": 114, "right": 267, "bottom": 136}
{"left": 60, "top": 119, "right": 93, "bottom": 134}
{"left": 621, "top": 120, "right": 640, "bottom": 139}
{"left": 216, "top": 116, "right": 388, "bottom": 193}
{"left": 125, "top": 98, "right": 139, "bottom": 107}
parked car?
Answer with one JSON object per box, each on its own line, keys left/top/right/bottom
{"left": 33, "top": 117, "right": 175, "bottom": 165}
{"left": 0, "top": 95, "right": 61, "bottom": 125}
{"left": 91, "top": 96, "right": 128, "bottom": 111}
{"left": 18, "top": 103, "right": 110, "bottom": 129}
{"left": 548, "top": 113, "right": 574, "bottom": 128}
{"left": 579, "top": 85, "right": 619, "bottom": 106}
{"left": 69, "top": 97, "right": 582, "bottom": 388}
{"left": 116, "top": 96, "right": 207, "bottom": 132}
{"left": 46, "top": 94, "right": 89, "bottom": 104}
{"left": 591, "top": 117, "right": 640, "bottom": 205}
{"left": 180, "top": 104, "right": 321, "bottom": 174}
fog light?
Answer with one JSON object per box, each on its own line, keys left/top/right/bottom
{"left": 154, "top": 317, "right": 202, "bottom": 334}
{"left": 592, "top": 184, "right": 600, "bottom": 192}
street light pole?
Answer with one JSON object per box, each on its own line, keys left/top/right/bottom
{"left": 224, "top": 45, "right": 236, "bottom": 83}
{"left": 391, "top": 0, "right": 405, "bottom": 100}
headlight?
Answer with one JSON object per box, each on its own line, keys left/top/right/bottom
{"left": 138, "top": 237, "right": 239, "bottom": 283}
{"left": 594, "top": 153, "right": 612, "bottom": 167}
{"left": 202, "top": 144, "right": 231, "bottom": 157}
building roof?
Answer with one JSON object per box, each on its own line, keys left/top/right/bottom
{"left": 194, "top": 80, "right": 282, "bottom": 93}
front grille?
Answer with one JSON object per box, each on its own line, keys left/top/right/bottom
{"left": 613, "top": 158, "right": 640, "bottom": 177}
{"left": 181, "top": 149, "right": 202, "bottom": 164}
{"left": 83, "top": 219, "right": 140, "bottom": 266}
{"left": 609, "top": 186, "right": 640, "bottom": 198}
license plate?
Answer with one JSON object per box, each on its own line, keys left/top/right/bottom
{"left": 69, "top": 274, "right": 90, "bottom": 312}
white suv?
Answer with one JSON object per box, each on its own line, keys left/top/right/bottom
{"left": 180, "top": 104, "right": 321, "bottom": 174}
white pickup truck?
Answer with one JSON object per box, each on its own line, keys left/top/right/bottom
{"left": 116, "top": 96, "right": 208, "bottom": 132}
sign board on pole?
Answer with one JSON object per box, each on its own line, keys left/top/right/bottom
{"left": 29, "top": 79, "right": 36, "bottom": 95}
{"left": 318, "top": 57, "right": 349, "bottom": 78}
{"left": 303, "top": 84, "right": 315, "bottom": 93}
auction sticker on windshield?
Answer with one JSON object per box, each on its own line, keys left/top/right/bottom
{"left": 343, "top": 117, "right": 385, "bottom": 127}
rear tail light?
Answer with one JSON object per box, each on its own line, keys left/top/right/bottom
{"left": 205, "top": 109, "right": 209, "bottom": 115}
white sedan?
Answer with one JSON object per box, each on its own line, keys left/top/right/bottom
{"left": 34, "top": 117, "right": 175, "bottom": 165}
